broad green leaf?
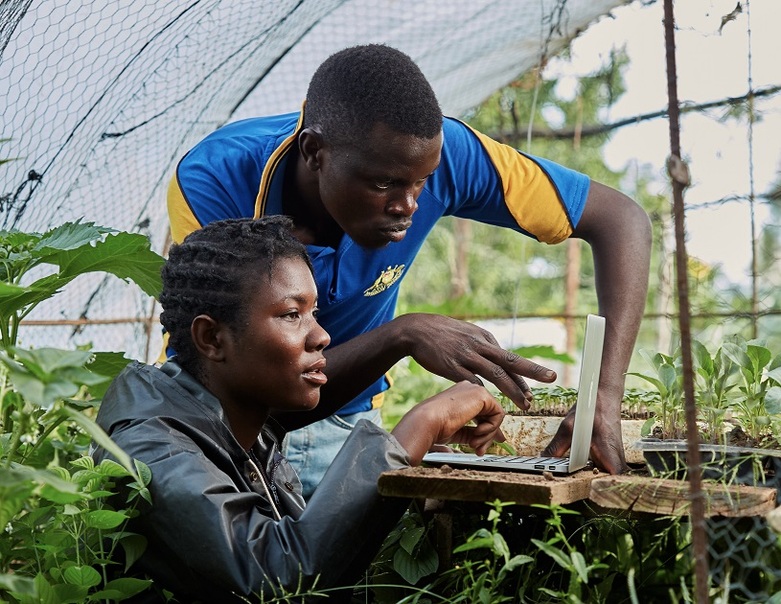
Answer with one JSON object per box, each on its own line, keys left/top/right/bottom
{"left": 51, "top": 583, "right": 89, "bottom": 604}
{"left": 659, "top": 364, "right": 678, "bottom": 394}
{"left": 12, "top": 347, "right": 93, "bottom": 374}
{"left": 1, "top": 359, "right": 80, "bottom": 407}
{"left": 492, "top": 532, "right": 511, "bottom": 561}
{"left": 767, "top": 367, "right": 781, "bottom": 386}
{"left": 722, "top": 343, "right": 752, "bottom": 376}
{"left": 0, "top": 473, "right": 35, "bottom": 527}
{"left": 39, "top": 482, "right": 86, "bottom": 505}
{"left": 88, "top": 352, "right": 132, "bottom": 398}
{"left": 498, "top": 554, "right": 534, "bottom": 580}
{"left": 399, "top": 525, "right": 424, "bottom": 554}
{"left": 62, "top": 564, "right": 102, "bottom": 588}
{"left": 691, "top": 340, "right": 713, "bottom": 375}
{"left": 0, "top": 275, "right": 64, "bottom": 320}
{"left": 96, "top": 458, "right": 133, "bottom": 478}
{"left": 765, "top": 387, "right": 781, "bottom": 415}
{"left": 85, "top": 509, "right": 128, "bottom": 530}
{"left": 61, "top": 406, "right": 139, "bottom": 480}
{"left": 746, "top": 344, "right": 772, "bottom": 374}
{"left": 640, "top": 416, "right": 657, "bottom": 437}
{"left": 18, "top": 573, "right": 58, "bottom": 604}
{"left": 392, "top": 540, "right": 438, "bottom": 585}
{"left": 56, "top": 231, "right": 164, "bottom": 299}
{"left": 0, "top": 572, "right": 35, "bottom": 595}
{"left": 93, "top": 577, "right": 153, "bottom": 600}
{"left": 34, "top": 221, "right": 110, "bottom": 254}
{"left": 9, "top": 463, "right": 79, "bottom": 495}
{"left": 119, "top": 534, "right": 149, "bottom": 572}
{"left": 626, "top": 372, "right": 666, "bottom": 397}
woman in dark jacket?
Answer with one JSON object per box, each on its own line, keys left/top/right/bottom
{"left": 93, "top": 216, "right": 505, "bottom": 603}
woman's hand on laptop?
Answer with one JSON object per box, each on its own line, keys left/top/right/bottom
{"left": 391, "top": 381, "right": 506, "bottom": 466}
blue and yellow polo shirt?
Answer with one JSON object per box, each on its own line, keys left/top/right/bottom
{"left": 167, "top": 111, "right": 590, "bottom": 416}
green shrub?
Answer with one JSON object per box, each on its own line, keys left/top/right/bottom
{"left": 0, "top": 221, "right": 163, "bottom": 602}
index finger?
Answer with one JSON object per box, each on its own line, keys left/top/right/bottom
{"left": 473, "top": 349, "right": 557, "bottom": 410}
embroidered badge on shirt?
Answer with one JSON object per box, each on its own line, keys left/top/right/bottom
{"left": 364, "top": 265, "right": 406, "bottom": 296}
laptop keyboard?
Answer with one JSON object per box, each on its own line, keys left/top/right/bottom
{"left": 463, "top": 455, "right": 570, "bottom": 469}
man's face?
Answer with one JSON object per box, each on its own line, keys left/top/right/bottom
{"left": 315, "top": 122, "right": 442, "bottom": 248}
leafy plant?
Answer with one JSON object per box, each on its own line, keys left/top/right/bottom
{"left": 722, "top": 338, "right": 781, "bottom": 446}
{"left": 435, "top": 500, "right": 533, "bottom": 603}
{"left": 627, "top": 349, "right": 685, "bottom": 440}
{"left": 0, "top": 221, "right": 164, "bottom": 602}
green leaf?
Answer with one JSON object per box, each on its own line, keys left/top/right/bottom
{"left": 0, "top": 573, "right": 35, "bottom": 595}
{"left": 87, "top": 352, "right": 132, "bottom": 398}
{"left": 62, "top": 564, "right": 102, "bottom": 588}
{"left": 399, "top": 526, "right": 425, "bottom": 554}
{"left": 531, "top": 538, "right": 572, "bottom": 570}
{"left": 13, "top": 347, "right": 93, "bottom": 374}
{"left": 570, "top": 550, "right": 589, "bottom": 583}
{"left": 0, "top": 274, "right": 66, "bottom": 320}
{"left": 659, "top": 364, "right": 678, "bottom": 394}
{"left": 34, "top": 220, "right": 110, "bottom": 254}
{"left": 18, "top": 573, "right": 58, "bottom": 604}
{"left": 640, "top": 416, "right": 657, "bottom": 437}
{"left": 61, "top": 406, "right": 139, "bottom": 481}
{"left": 498, "top": 554, "right": 534, "bottom": 579}
{"left": 85, "top": 509, "right": 128, "bottom": 530}
{"left": 691, "top": 340, "right": 713, "bottom": 375}
{"left": 392, "top": 540, "right": 438, "bottom": 585}
{"left": 765, "top": 387, "right": 781, "bottom": 415}
{"left": 492, "top": 532, "right": 511, "bottom": 561}
{"left": 119, "top": 534, "right": 148, "bottom": 572}
{"left": 626, "top": 372, "right": 666, "bottom": 397}
{"left": 0, "top": 471, "right": 36, "bottom": 527}
{"left": 56, "top": 231, "right": 164, "bottom": 299}
{"left": 96, "top": 458, "right": 133, "bottom": 478}
{"left": 95, "top": 577, "right": 153, "bottom": 600}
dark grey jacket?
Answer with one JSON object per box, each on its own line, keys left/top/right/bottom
{"left": 93, "top": 361, "right": 411, "bottom": 603}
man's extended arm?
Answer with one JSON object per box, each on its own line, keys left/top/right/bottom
{"left": 274, "top": 313, "right": 557, "bottom": 430}
{"left": 542, "top": 181, "right": 652, "bottom": 474}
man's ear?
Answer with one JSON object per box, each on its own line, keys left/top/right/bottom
{"left": 191, "top": 314, "right": 229, "bottom": 362}
{"left": 298, "top": 127, "right": 325, "bottom": 172}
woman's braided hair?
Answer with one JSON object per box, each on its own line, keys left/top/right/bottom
{"left": 159, "top": 216, "right": 312, "bottom": 377}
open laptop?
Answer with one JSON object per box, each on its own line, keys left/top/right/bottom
{"left": 422, "top": 314, "right": 606, "bottom": 475}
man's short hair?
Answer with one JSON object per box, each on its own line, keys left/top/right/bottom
{"left": 304, "top": 44, "right": 442, "bottom": 145}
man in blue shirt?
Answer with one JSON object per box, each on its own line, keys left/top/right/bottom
{"left": 168, "top": 44, "right": 652, "bottom": 497}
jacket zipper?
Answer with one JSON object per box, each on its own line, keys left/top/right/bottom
{"left": 247, "top": 456, "right": 282, "bottom": 521}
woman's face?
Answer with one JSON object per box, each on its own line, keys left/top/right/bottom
{"left": 217, "top": 256, "right": 331, "bottom": 416}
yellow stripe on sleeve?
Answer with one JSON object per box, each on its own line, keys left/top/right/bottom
{"left": 167, "top": 175, "right": 202, "bottom": 244}
{"left": 466, "top": 126, "right": 573, "bottom": 244}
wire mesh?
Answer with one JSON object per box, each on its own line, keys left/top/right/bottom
{"left": 0, "top": 0, "right": 627, "bottom": 360}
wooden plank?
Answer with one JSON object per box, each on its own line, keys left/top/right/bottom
{"left": 589, "top": 475, "right": 777, "bottom": 517}
{"left": 378, "top": 466, "right": 600, "bottom": 506}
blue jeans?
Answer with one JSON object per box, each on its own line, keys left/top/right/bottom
{"left": 282, "top": 408, "right": 384, "bottom": 500}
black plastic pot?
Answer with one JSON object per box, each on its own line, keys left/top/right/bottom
{"left": 635, "top": 438, "right": 781, "bottom": 502}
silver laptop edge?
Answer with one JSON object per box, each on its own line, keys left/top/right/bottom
{"left": 422, "top": 314, "right": 606, "bottom": 475}
{"left": 563, "top": 313, "right": 605, "bottom": 471}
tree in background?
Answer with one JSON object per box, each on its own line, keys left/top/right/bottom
{"left": 397, "top": 48, "right": 761, "bottom": 373}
